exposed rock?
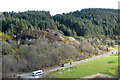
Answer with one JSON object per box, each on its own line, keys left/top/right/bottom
{"left": 17, "top": 30, "right": 60, "bottom": 43}
{"left": 68, "top": 37, "right": 76, "bottom": 42}
{"left": 68, "top": 37, "right": 80, "bottom": 44}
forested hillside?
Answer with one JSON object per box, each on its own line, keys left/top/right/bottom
{"left": 53, "top": 8, "right": 119, "bottom": 36}
{"left": 2, "top": 8, "right": 120, "bottom": 37}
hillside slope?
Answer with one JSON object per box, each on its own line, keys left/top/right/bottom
{"left": 1, "top": 8, "right": 119, "bottom": 78}
{"left": 53, "top": 8, "right": 119, "bottom": 36}
{"left": 2, "top": 8, "right": 120, "bottom": 37}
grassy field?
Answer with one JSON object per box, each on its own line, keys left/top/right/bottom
{"left": 47, "top": 53, "right": 118, "bottom": 78}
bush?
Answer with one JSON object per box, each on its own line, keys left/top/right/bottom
{"left": 2, "top": 42, "right": 12, "bottom": 55}
{"left": 79, "top": 41, "right": 94, "bottom": 53}
{"left": 2, "top": 55, "right": 18, "bottom": 77}
{"left": 93, "top": 48, "right": 99, "bottom": 55}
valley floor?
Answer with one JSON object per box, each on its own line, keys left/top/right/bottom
{"left": 45, "top": 50, "right": 119, "bottom": 78}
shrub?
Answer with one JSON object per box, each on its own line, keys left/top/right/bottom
{"left": 2, "top": 42, "right": 12, "bottom": 55}
{"left": 93, "top": 48, "right": 99, "bottom": 55}
{"left": 2, "top": 55, "right": 18, "bottom": 77}
{"left": 79, "top": 41, "right": 94, "bottom": 53}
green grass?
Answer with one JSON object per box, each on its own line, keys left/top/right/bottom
{"left": 50, "top": 54, "right": 118, "bottom": 78}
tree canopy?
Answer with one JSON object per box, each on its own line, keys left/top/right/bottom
{"left": 2, "top": 8, "right": 120, "bottom": 37}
